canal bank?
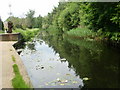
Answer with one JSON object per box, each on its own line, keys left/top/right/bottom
{"left": 0, "top": 33, "right": 32, "bottom": 88}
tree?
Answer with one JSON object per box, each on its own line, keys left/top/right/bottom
{"left": 33, "top": 15, "right": 42, "bottom": 29}
{"left": 0, "top": 17, "right": 4, "bottom": 30}
{"left": 81, "top": 2, "right": 120, "bottom": 32}
{"left": 58, "top": 2, "right": 80, "bottom": 31}
{"left": 7, "top": 16, "right": 21, "bottom": 29}
{"left": 0, "top": 17, "right": 2, "bottom": 30}
{"left": 26, "top": 10, "right": 35, "bottom": 29}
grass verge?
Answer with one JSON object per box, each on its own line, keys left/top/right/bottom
{"left": 12, "top": 64, "right": 29, "bottom": 88}
{"left": 0, "top": 31, "right": 4, "bottom": 34}
{"left": 12, "top": 55, "right": 16, "bottom": 62}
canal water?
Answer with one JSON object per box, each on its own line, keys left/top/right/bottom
{"left": 20, "top": 33, "right": 120, "bottom": 88}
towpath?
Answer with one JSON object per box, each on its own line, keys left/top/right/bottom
{"left": 0, "top": 41, "right": 32, "bottom": 88}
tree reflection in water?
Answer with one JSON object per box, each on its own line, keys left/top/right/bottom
{"left": 41, "top": 34, "right": 120, "bottom": 88}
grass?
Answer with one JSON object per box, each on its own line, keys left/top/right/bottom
{"left": 11, "top": 55, "right": 30, "bottom": 88}
{"left": 13, "top": 28, "right": 39, "bottom": 41}
{"left": 12, "top": 64, "right": 29, "bottom": 88}
{"left": 0, "top": 30, "right": 4, "bottom": 34}
{"left": 67, "top": 28, "right": 96, "bottom": 38}
{"left": 67, "top": 28, "right": 120, "bottom": 42}
{"left": 11, "top": 55, "right": 16, "bottom": 62}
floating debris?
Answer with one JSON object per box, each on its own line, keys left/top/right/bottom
{"left": 72, "top": 81, "right": 78, "bottom": 84}
{"left": 36, "top": 65, "right": 44, "bottom": 70}
{"left": 57, "top": 59, "right": 59, "bottom": 61}
{"left": 66, "top": 73, "right": 70, "bottom": 76}
{"left": 60, "top": 58, "right": 66, "bottom": 61}
{"left": 60, "top": 83, "right": 65, "bottom": 86}
{"left": 36, "top": 68, "right": 38, "bottom": 70}
{"left": 45, "top": 83, "right": 48, "bottom": 85}
{"left": 49, "top": 66, "right": 53, "bottom": 68}
{"left": 83, "top": 77, "right": 89, "bottom": 81}
{"left": 41, "top": 67, "right": 44, "bottom": 69}
{"left": 57, "top": 78, "right": 61, "bottom": 82}
{"left": 57, "top": 78, "right": 68, "bottom": 83}
{"left": 49, "top": 58, "right": 55, "bottom": 61}
{"left": 62, "top": 80, "right": 68, "bottom": 83}
{"left": 37, "top": 60, "right": 40, "bottom": 62}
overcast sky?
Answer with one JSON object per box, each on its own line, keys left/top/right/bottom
{"left": 0, "top": 0, "right": 59, "bottom": 21}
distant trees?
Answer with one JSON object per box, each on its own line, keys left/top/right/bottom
{"left": 33, "top": 15, "right": 42, "bottom": 29}
{"left": 6, "top": 10, "right": 42, "bottom": 30}
{"left": 0, "top": 17, "right": 4, "bottom": 30}
{"left": 5, "top": 2, "right": 119, "bottom": 35}
{"left": 26, "top": 10, "right": 35, "bottom": 28}
{"left": 0, "top": 18, "right": 2, "bottom": 30}
{"left": 7, "top": 16, "right": 25, "bottom": 29}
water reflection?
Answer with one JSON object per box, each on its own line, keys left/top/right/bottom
{"left": 27, "top": 42, "right": 36, "bottom": 51}
{"left": 20, "top": 39, "right": 83, "bottom": 88}
{"left": 40, "top": 34, "right": 120, "bottom": 88}
{"left": 20, "top": 33, "right": 120, "bottom": 88}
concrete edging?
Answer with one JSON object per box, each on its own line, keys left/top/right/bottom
{"left": 0, "top": 35, "right": 33, "bottom": 88}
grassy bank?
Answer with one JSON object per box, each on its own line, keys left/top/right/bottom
{"left": 12, "top": 64, "right": 29, "bottom": 88}
{"left": 67, "top": 28, "right": 96, "bottom": 37}
{"left": 13, "top": 28, "right": 39, "bottom": 41}
{"left": 66, "top": 28, "right": 97, "bottom": 41}
{"left": 0, "top": 31, "right": 4, "bottom": 34}
{"left": 11, "top": 55, "right": 30, "bottom": 88}
{"left": 66, "top": 28, "right": 120, "bottom": 43}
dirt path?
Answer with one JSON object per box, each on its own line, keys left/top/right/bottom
{"left": 0, "top": 41, "right": 32, "bottom": 88}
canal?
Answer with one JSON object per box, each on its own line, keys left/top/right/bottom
{"left": 19, "top": 33, "right": 120, "bottom": 88}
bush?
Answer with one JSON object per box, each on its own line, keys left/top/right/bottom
{"left": 13, "top": 28, "right": 39, "bottom": 41}
{"left": 67, "top": 28, "right": 96, "bottom": 38}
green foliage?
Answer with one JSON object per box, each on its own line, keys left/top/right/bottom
{"left": 110, "top": 2, "right": 120, "bottom": 27}
{"left": 12, "top": 55, "right": 16, "bottom": 62}
{"left": 7, "top": 16, "right": 29, "bottom": 30}
{"left": 0, "top": 31, "right": 4, "bottom": 33}
{"left": 41, "top": 2, "right": 119, "bottom": 44}
{"left": 103, "top": 32, "right": 120, "bottom": 41}
{"left": 6, "top": 10, "right": 42, "bottom": 29}
{"left": 58, "top": 3, "right": 80, "bottom": 31}
{"left": 83, "top": 2, "right": 119, "bottom": 32}
{"left": 12, "top": 64, "right": 29, "bottom": 88}
{"left": 13, "top": 28, "right": 39, "bottom": 41}
{"left": 5, "top": 2, "right": 119, "bottom": 43}
{"left": 42, "top": 16, "right": 50, "bottom": 30}
{"left": 97, "top": 30, "right": 120, "bottom": 42}
{"left": 0, "top": 18, "right": 4, "bottom": 30}
{"left": 33, "top": 15, "right": 42, "bottom": 29}
{"left": 26, "top": 10, "right": 35, "bottom": 29}
{"left": 45, "top": 25, "right": 60, "bottom": 35}
{"left": 67, "top": 28, "right": 96, "bottom": 38}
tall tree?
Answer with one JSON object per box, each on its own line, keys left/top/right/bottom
{"left": 33, "top": 15, "right": 42, "bottom": 29}
{"left": 26, "top": 10, "right": 35, "bottom": 29}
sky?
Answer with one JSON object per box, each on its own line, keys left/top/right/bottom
{"left": 0, "top": 0, "right": 59, "bottom": 21}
